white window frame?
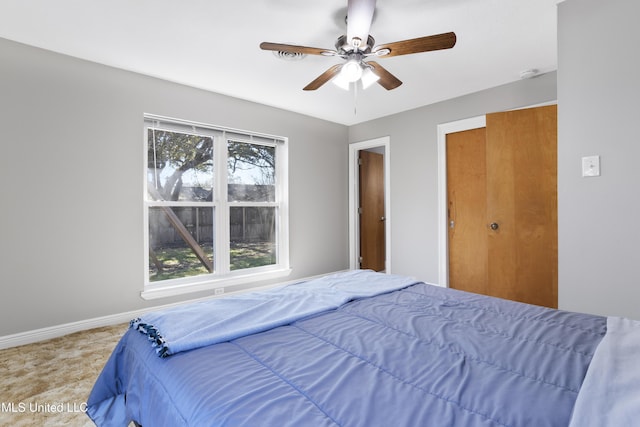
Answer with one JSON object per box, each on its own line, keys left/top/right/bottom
{"left": 141, "top": 114, "right": 290, "bottom": 300}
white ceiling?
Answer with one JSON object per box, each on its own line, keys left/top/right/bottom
{"left": 0, "top": 0, "right": 559, "bottom": 126}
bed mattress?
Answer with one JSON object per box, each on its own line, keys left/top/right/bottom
{"left": 87, "top": 271, "right": 608, "bottom": 426}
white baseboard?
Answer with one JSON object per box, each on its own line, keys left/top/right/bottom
{"left": 0, "top": 270, "right": 350, "bottom": 350}
{"left": 0, "top": 310, "right": 139, "bottom": 350}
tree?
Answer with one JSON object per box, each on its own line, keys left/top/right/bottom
{"left": 147, "top": 129, "right": 214, "bottom": 201}
{"left": 227, "top": 140, "right": 275, "bottom": 183}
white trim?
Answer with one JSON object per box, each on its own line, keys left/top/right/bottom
{"left": 0, "top": 309, "right": 138, "bottom": 350}
{"left": 142, "top": 115, "right": 290, "bottom": 298}
{"left": 436, "top": 116, "right": 486, "bottom": 287}
{"left": 0, "top": 269, "right": 346, "bottom": 350}
{"left": 141, "top": 267, "right": 292, "bottom": 300}
{"left": 144, "top": 113, "right": 285, "bottom": 141}
{"left": 349, "top": 136, "right": 392, "bottom": 272}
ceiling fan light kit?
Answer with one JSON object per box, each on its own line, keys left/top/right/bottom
{"left": 260, "top": 0, "right": 456, "bottom": 92}
{"left": 331, "top": 62, "right": 380, "bottom": 91}
{"left": 360, "top": 66, "right": 380, "bottom": 89}
{"left": 341, "top": 59, "right": 364, "bottom": 82}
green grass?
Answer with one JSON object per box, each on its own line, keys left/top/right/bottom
{"left": 149, "top": 242, "right": 275, "bottom": 282}
{"left": 230, "top": 242, "right": 276, "bottom": 271}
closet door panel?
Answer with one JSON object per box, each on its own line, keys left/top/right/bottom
{"left": 485, "top": 105, "right": 557, "bottom": 308}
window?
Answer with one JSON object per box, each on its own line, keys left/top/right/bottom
{"left": 143, "top": 115, "right": 289, "bottom": 299}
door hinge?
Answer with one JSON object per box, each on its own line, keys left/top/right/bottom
{"left": 358, "top": 207, "right": 363, "bottom": 214}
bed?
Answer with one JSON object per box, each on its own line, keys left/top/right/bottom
{"left": 86, "top": 270, "right": 640, "bottom": 426}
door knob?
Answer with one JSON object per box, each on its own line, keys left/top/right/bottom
{"left": 489, "top": 222, "right": 499, "bottom": 230}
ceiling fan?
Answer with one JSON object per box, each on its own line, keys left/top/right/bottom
{"left": 260, "top": 0, "right": 456, "bottom": 91}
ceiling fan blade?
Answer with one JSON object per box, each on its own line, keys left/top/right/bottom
{"left": 368, "top": 61, "right": 402, "bottom": 90}
{"left": 373, "top": 32, "right": 456, "bottom": 57}
{"left": 260, "top": 42, "right": 336, "bottom": 56}
{"left": 303, "top": 64, "right": 343, "bottom": 91}
{"left": 347, "top": 0, "right": 376, "bottom": 48}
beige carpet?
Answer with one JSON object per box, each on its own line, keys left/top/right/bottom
{"left": 0, "top": 323, "right": 129, "bottom": 427}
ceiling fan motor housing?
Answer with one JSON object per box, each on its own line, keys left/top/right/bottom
{"left": 336, "top": 35, "right": 375, "bottom": 55}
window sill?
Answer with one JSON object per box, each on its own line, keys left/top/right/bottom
{"left": 140, "top": 268, "right": 292, "bottom": 300}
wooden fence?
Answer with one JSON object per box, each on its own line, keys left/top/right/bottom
{"left": 149, "top": 206, "right": 275, "bottom": 247}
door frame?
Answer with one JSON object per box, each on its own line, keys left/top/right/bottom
{"left": 437, "top": 116, "right": 486, "bottom": 287}
{"left": 349, "top": 136, "right": 391, "bottom": 272}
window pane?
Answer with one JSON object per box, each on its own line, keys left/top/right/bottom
{"left": 230, "top": 207, "right": 276, "bottom": 270}
{"left": 148, "top": 129, "right": 213, "bottom": 202}
{"left": 227, "top": 141, "right": 275, "bottom": 202}
{"left": 148, "top": 206, "right": 214, "bottom": 281}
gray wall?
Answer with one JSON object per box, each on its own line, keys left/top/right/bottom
{"left": 349, "top": 0, "right": 640, "bottom": 321}
{"left": 3, "top": 0, "right": 639, "bottom": 338}
{"left": 349, "top": 73, "right": 557, "bottom": 284}
{"left": 557, "top": 0, "right": 640, "bottom": 319}
{"left": 0, "top": 38, "right": 349, "bottom": 336}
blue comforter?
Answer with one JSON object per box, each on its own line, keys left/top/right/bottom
{"left": 130, "top": 270, "right": 419, "bottom": 357}
{"left": 87, "top": 272, "right": 606, "bottom": 426}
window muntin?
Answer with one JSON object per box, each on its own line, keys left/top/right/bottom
{"left": 143, "top": 116, "right": 288, "bottom": 296}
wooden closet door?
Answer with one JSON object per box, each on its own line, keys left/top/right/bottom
{"left": 447, "top": 128, "right": 488, "bottom": 295}
{"left": 485, "top": 105, "right": 557, "bottom": 308}
{"left": 447, "top": 105, "right": 557, "bottom": 308}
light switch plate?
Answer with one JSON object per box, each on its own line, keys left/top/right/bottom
{"left": 582, "top": 155, "right": 600, "bottom": 177}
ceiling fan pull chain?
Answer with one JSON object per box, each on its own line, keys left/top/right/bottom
{"left": 353, "top": 81, "right": 359, "bottom": 115}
